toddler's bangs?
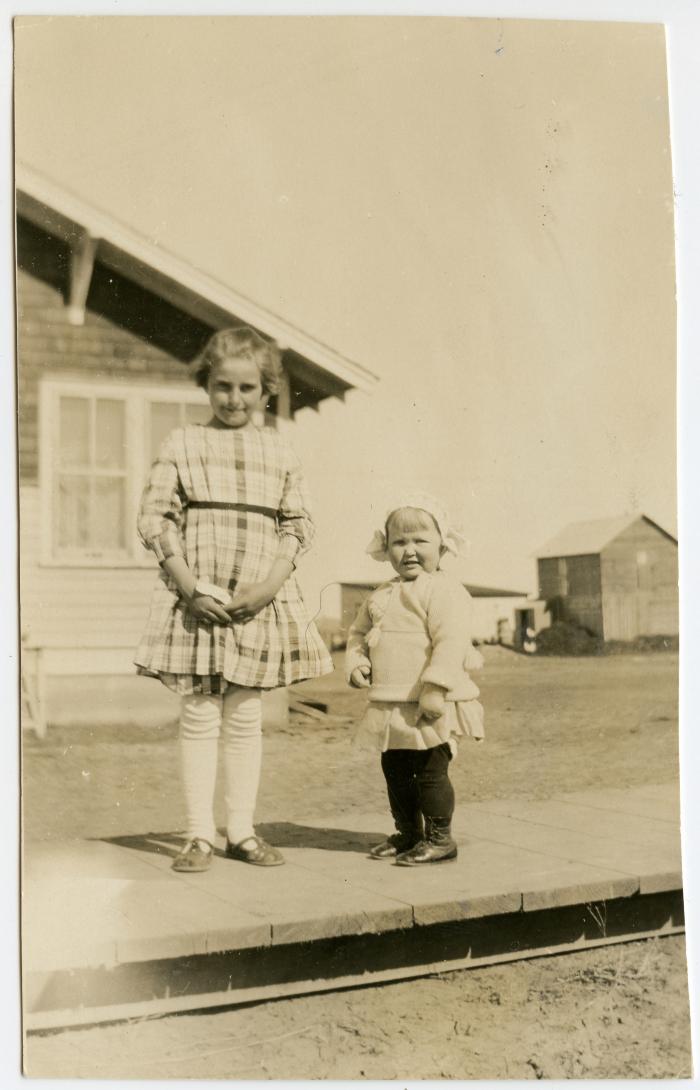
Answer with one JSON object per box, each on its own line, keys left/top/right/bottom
{"left": 387, "top": 507, "right": 440, "bottom": 537}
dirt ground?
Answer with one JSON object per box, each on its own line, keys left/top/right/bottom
{"left": 22, "top": 648, "right": 691, "bottom": 1080}
{"left": 25, "top": 935, "right": 690, "bottom": 1080}
{"left": 23, "top": 647, "right": 681, "bottom": 839}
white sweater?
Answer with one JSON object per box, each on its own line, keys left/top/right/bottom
{"left": 345, "top": 571, "right": 482, "bottom": 703}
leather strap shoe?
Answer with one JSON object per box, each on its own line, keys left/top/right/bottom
{"left": 226, "top": 835, "right": 285, "bottom": 866}
{"left": 172, "top": 838, "right": 214, "bottom": 872}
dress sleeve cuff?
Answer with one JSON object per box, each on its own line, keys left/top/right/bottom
{"left": 276, "top": 534, "right": 302, "bottom": 565}
{"left": 151, "top": 530, "right": 185, "bottom": 565}
{"left": 420, "top": 665, "right": 454, "bottom": 690}
{"left": 345, "top": 652, "right": 371, "bottom": 684}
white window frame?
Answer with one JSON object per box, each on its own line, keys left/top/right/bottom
{"left": 39, "top": 376, "right": 211, "bottom": 567}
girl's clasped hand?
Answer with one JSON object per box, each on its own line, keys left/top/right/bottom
{"left": 188, "top": 581, "right": 277, "bottom": 626}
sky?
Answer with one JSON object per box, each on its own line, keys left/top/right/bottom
{"left": 13, "top": 15, "right": 677, "bottom": 603}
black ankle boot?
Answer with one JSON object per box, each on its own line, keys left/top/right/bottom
{"left": 369, "top": 818, "right": 423, "bottom": 859}
{"left": 395, "top": 817, "right": 457, "bottom": 865}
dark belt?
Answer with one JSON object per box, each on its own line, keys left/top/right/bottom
{"left": 188, "top": 501, "right": 279, "bottom": 519}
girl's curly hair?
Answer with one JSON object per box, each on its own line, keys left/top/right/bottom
{"left": 191, "top": 326, "right": 283, "bottom": 396}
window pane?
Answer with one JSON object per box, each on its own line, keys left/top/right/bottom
{"left": 185, "top": 401, "right": 211, "bottom": 426}
{"left": 59, "top": 398, "right": 90, "bottom": 467}
{"left": 96, "top": 399, "right": 126, "bottom": 468}
{"left": 150, "top": 402, "right": 181, "bottom": 462}
{"left": 94, "top": 478, "right": 127, "bottom": 549}
{"left": 57, "top": 475, "right": 90, "bottom": 548}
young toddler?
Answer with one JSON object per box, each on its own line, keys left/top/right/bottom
{"left": 346, "top": 493, "right": 484, "bottom": 865}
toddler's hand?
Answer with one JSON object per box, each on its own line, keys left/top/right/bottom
{"left": 350, "top": 665, "right": 371, "bottom": 688}
{"left": 419, "top": 683, "right": 447, "bottom": 720}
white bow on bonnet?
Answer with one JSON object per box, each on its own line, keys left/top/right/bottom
{"left": 365, "top": 491, "right": 465, "bottom": 563}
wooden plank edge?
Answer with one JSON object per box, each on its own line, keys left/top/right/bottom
{"left": 24, "top": 924, "right": 685, "bottom": 1033}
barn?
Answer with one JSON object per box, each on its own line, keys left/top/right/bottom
{"left": 535, "top": 514, "right": 678, "bottom": 641}
{"left": 16, "top": 166, "right": 376, "bottom": 725}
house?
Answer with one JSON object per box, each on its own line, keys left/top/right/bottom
{"left": 337, "top": 580, "right": 531, "bottom": 647}
{"left": 16, "top": 166, "right": 376, "bottom": 725}
{"left": 535, "top": 514, "right": 678, "bottom": 641}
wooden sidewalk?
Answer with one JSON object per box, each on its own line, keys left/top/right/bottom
{"left": 23, "top": 782, "right": 684, "bottom": 1030}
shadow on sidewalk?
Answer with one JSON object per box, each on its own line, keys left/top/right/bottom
{"left": 255, "top": 822, "right": 383, "bottom": 853}
{"left": 98, "top": 824, "right": 384, "bottom": 857}
{"left": 97, "top": 832, "right": 186, "bottom": 859}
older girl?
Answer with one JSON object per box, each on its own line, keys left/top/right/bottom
{"left": 135, "top": 327, "right": 332, "bottom": 872}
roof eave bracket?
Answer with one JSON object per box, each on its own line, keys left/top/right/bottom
{"left": 67, "top": 229, "right": 99, "bottom": 326}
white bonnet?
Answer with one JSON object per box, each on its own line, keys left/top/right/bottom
{"left": 366, "top": 491, "right": 465, "bottom": 563}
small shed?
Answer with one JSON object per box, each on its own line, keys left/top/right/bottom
{"left": 535, "top": 514, "right": 678, "bottom": 641}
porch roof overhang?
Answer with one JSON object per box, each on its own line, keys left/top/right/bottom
{"left": 16, "top": 163, "right": 378, "bottom": 410}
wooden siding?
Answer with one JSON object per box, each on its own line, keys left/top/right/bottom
{"left": 537, "top": 555, "right": 603, "bottom": 635}
{"left": 600, "top": 518, "right": 678, "bottom": 639}
{"left": 17, "top": 217, "right": 209, "bottom": 484}
{"left": 16, "top": 223, "right": 209, "bottom": 671}
{"left": 538, "top": 557, "right": 565, "bottom": 602}
{"left": 20, "top": 485, "right": 156, "bottom": 655}
{"left": 561, "top": 554, "right": 604, "bottom": 635}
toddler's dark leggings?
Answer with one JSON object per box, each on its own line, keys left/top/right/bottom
{"left": 380, "top": 743, "right": 455, "bottom": 825}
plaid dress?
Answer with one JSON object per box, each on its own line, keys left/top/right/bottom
{"left": 134, "top": 423, "right": 333, "bottom": 694}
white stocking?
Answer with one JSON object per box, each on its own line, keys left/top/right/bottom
{"left": 179, "top": 693, "right": 221, "bottom": 844}
{"left": 222, "top": 686, "right": 263, "bottom": 845}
